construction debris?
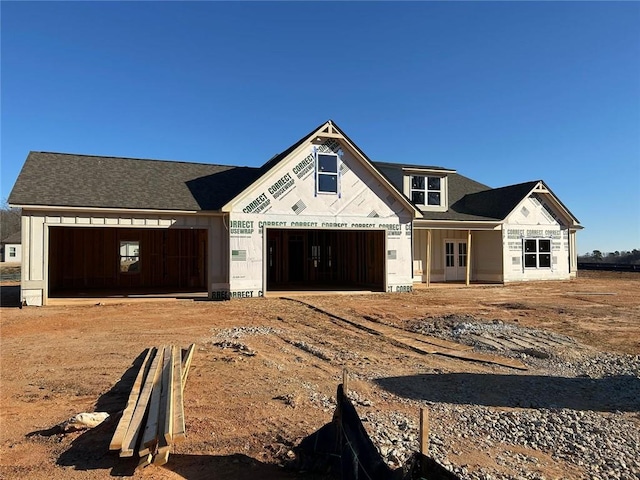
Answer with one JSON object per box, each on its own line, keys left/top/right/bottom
{"left": 292, "top": 381, "right": 460, "bottom": 480}
{"left": 61, "top": 412, "right": 110, "bottom": 432}
{"left": 109, "top": 344, "right": 195, "bottom": 468}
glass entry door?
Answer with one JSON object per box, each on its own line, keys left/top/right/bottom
{"left": 445, "top": 240, "right": 467, "bottom": 281}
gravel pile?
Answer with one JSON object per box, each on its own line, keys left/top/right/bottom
{"left": 212, "top": 325, "right": 280, "bottom": 339}
{"left": 359, "top": 316, "right": 640, "bottom": 479}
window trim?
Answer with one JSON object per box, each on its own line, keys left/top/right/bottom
{"left": 316, "top": 152, "right": 339, "bottom": 194}
{"left": 404, "top": 173, "right": 448, "bottom": 211}
{"left": 523, "top": 238, "right": 552, "bottom": 269}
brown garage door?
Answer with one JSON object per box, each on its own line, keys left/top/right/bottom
{"left": 48, "top": 227, "right": 207, "bottom": 296}
{"left": 266, "top": 229, "right": 384, "bottom": 292}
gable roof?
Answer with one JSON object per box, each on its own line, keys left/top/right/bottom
{"left": 375, "top": 163, "right": 581, "bottom": 225}
{"left": 9, "top": 152, "right": 262, "bottom": 211}
{"left": 221, "top": 120, "right": 422, "bottom": 217}
{"left": 375, "top": 161, "right": 497, "bottom": 221}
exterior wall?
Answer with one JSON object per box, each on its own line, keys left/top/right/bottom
{"left": 19, "top": 209, "right": 226, "bottom": 305}
{"left": 472, "top": 230, "right": 503, "bottom": 282}
{"left": 502, "top": 194, "right": 572, "bottom": 282}
{"left": 1, "top": 243, "right": 22, "bottom": 263}
{"left": 413, "top": 229, "right": 472, "bottom": 282}
{"left": 224, "top": 139, "right": 414, "bottom": 298}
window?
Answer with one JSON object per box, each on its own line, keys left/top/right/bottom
{"left": 411, "top": 175, "right": 441, "bottom": 206}
{"left": 458, "top": 242, "right": 467, "bottom": 267}
{"left": 524, "top": 239, "right": 551, "bottom": 268}
{"left": 120, "top": 240, "right": 140, "bottom": 273}
{"left": 445, "top": 242, "right": 454, "bottom": 267}
{"left": 317, "top": 153, "right": 338, "bottom": 193}
{"left": 8, "top": 247, "right": 16, "bottom": 258}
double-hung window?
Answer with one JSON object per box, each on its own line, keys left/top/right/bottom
{"left": 120, "top": 240, "right": 140, "bottom": 273}
{"left": 317, "top": 153, "right": 338, "bottom": 194}
{"left": 524, "top": 239, "right": 551, "bottom": 268}
{"left": 411, "top": 175, "right": 441, "bottom": 206}
{"left": 8, "top": 247, "right": 16, "bottom": 258}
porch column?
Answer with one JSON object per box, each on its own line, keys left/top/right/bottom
{"left": 465, "top": 230, "right": 472, "bottom": 286}
{"left": 426, "top": 229, "right": 431, "bottom": 287}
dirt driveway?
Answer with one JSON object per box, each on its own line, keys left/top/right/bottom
{"left": 1, "top": 271, "right": 638, "bottom": 479}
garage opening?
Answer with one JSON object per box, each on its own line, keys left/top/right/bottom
{"left": 48, "top": 227, "right": 207, "bottom": 297}
{"left": 266, "top": 229, "right": 385, "bottom": 292}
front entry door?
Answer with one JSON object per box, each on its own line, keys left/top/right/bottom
{"left": 445, "top": 240, "right": 467, "bottom": 281}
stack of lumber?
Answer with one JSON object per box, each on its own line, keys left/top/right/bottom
{"left": 109, "top": 344, "right": 195, "bottom": 469}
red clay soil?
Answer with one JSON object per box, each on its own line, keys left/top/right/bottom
{"left": 0, "top": 270, "right": 638, "bottom": 479}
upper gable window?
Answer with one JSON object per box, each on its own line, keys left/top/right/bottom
{"left": 317, "top": 153, "right": 338, "bottom": 194}
{"left": 411, "top": 175, "right": 442, "bottom": 206}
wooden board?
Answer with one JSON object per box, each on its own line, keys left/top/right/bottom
{"left": 109, "top": 348, "right": 154, "bottom": 451}
{"left": 434, "top": 348, "right": 528, "bottom": 370}
{"left": 121, "top": 347, "right": 163, "bottom": 457}
{"left": 172, "top": 345, "right": 186, "bottom": 442}
{"left": 286, "top": 298, "right": 527, "bottom": 370}
{"left": 163, "top": 346, "right": 175, "bottom": 443}
{"left": 181, "top": 343, "right": 196, "bottom": 389}
{"left": 140, "top": 346, "right": 166, "bottom": 456}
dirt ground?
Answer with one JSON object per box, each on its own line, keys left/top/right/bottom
{"left": 0, "top": 270, "right": 638, "bottom": 480}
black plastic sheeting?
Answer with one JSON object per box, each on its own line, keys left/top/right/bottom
{"left": 292, "top": 384, "right": 460, "bottom": 480}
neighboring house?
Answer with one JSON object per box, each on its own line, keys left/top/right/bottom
{"left": 0, "top": 231, "right": 22, "bottom": 263}
{"left": 8, "top": 120, "right": 582, "bottom": 306}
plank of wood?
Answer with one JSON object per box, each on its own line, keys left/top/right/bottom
{"left": 140, "top": 346, "right": 165, "bottom": 456}
{"left": 136, "top": 453, "right": 152, "bottom": 471}
{"left": 156, "top": 345, "right": 172, "bottom": 451}
{"left": 120, "top": 347, "right": 163, "bottom": 457}
{"left": 181, "top": 343, "right": 196, "bottom": 389}
{"left": 420, "top": 408, "right": 429, "bottom": 457}
{"left": 172, "top": 344, "right": 186, "bottom": 443}
{"left": 153, "top": 446, "right": 170, "bottom": 466}
{"left": 163, "top": 345, "right": 175, "bottom": 444}
{"left": 467, "top": 333, "right": 509, "bottom": 351}
{"left": 435, "top": 348, "right": 528, "bottom": 370}
{"left": 109, "top": 348, "right": 154, "bottom": 451}
{"left": 284, "top": 297, "right": 526, "bottom": 370}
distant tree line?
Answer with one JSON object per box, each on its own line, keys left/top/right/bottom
{"left": 1, "top": 200, "right": 21, "bottom": 241}
{"left": 579, "top": 249, "right": 640, "bottom": 265}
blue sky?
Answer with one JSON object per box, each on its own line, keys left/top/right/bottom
{"left": 2, "top": 1, "right": 638, "bottom": 254}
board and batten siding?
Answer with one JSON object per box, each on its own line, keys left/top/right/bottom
{"left": 19, "top": 209, "right": 226, "bottom": 306}
{"left": 502, "top": 193, "right": 572, "bottom": 282}
{"left": 224, "top": 139, "right": 414, "bottom": 298}
{"left": 413, "top": 229, "right": 476, "bottom": 283}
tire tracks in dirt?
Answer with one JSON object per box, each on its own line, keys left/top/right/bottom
{"left": 282, "top": 297, "right": 528, "bottom": 371}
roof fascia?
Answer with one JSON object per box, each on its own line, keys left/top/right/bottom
{"left": 220, "top": 130, "right": 318, "bottom": 212}
{"left": 414, "top": 219, "right": 502, "bottom": 231}
{"left": 327, "top": 122, "right": 422, "bottom": 218}
{"left": 402, "top": 166, "right": 457, "bottom": 175}
{"left": 12, "top": 204, "right": 225, "bottom": 216}
{"left": 506, "top": 181, "right": 581, "bottom": 228}
{"left": 221, "top": 121, "right": 423, "bottom": 218}
{"left": 533, "top": 181, "right": 582, "bottom": 226}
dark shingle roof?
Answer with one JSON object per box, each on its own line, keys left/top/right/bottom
{"left": 9, "top": 152, "right": 262, "bottom": 211}
{"left": 1, "top": 231, "right": 21, "bottom": 244}
{"left": 456, "top": 181, "right": 539, "bottom": 220}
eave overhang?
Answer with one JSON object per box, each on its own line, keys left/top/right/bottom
{"left": 10, "top": 204, "right": 226, "bottom": 216}
{"left": 413, "top": 219, "right": 502, "bottom": 231}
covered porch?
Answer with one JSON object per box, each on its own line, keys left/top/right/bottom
{"left": 412, "top": 222, "right": 503, "bottom": 286}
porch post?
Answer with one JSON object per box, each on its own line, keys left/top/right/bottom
{"left": 465, "top": 230, "right": 472, "bottom": 286}
{"left": 426, "top": 229, "right": 431, "bottom": 287}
